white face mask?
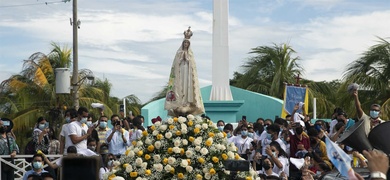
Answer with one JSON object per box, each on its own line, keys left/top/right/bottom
{"left": 86, "top": 121, "right": 92, "bottom": 127}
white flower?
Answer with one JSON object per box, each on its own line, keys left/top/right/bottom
{"left": 113, "top": 160, "right": 121, "bottom": 166}
{"left": 202, "top": 123, "right": 208, "bottom": 130}
{"left": 167, "top": 118, "right": 174, "bottom": 124}
{"left": 228, "top": 143, "right": 237, "bottom": 151}
{"left": 209, "top": 146, "right": 216, "bottom": 153}
{"left": 227, "top": 151, "right": 234, "bottom": 159}
{"left": 128, "top": 151, "right": 135, "bottom": 158}
{"left": 180, "top": 159, "right": 188, "bottom": 167}
{"left": 178, "top": 117, "right": 186, "bottom": 123}
{"left": 204, "top": 173, "right": 211, "bottom": 179}
{"left": 133, "top": 147, "right": 139, "bottom": 153}
{"left": 159, "top": 125, "right": 167, "bottom": 131}
{"left": 168, "top": 157, "right": 176, "bottom": 165}
{"left": 152, "top": 130, "right": 159, "bottom": 136}
{"left": 185, "top": 166, "right": 193, "bottom": 172}
{"left": 137, "top": 141, "right": 143, "bottom": 147}
{"left": 217, "top": 132, "right": 224, "bottom": 138}
{"left": 165, "top": 132, "right": 172, "bottom": 139}
{"left": 185, "top": 150, "right": 194, "bottom": 158}
{"left": 200, "top": 148, "right": 209, "bottom": 155}
{"left": 182, "top": 139, "right": 188, "bottom": 146}
{"left": 154, "top": 141, "right": 162, "bottom": 149}
{"left": 145, "top": 138, "right": 152, "bottom": 145}
{"left": 181, "top": 123, "right": 187, "bottom": 129}
{"left": 195, "top": 146, "right": 201, "bottom": 152}
{"left": 209, "top": 123, "right": 217, "bottom": 129}
{"left": 203, "top": 168, "right": 209, "bottom": 174}
{"left": 194, "top": 139, "right": 202, "bottom": 146}
{"left": 174, "top": 139, "right": 181, "bottom": 147}
{"left": 173, "top": 147, "right": 181, "bottom": 154}
{"left": 181, "top": 128, "right": 188, "bottom": 134}
{"left": 220, "top": 144, "right": 226, "bottom": 151}
{"left": 135, "top": 158, "right": 143, "bottom": 167}
{"left": 164, "top": 164, "right": 172, "bottom": 172}
{"left": 154, "top": 163, "right": 163, "bottom": 172}
{"left": 112, "top": 177, "right": 125, "bottom": 180}
{"left": 153, "top": 154, "right": 161, "bottom": 162}
{"left": 125, "top": 165, "right": 133, "bottom": 173}
{"left": 195, "top": 116, "right": 203, "bottom": 123}
{"left": 154, "top": 121, "right": 161, "bottom": 126}
{"left": 195, "top": 124, "right": 201, "bottom": 129}
{"left": 141, "top": 162, "right": 147, "bottom": 169}
{"left": 187, "top": 114, "right": 194, "bottom": 120}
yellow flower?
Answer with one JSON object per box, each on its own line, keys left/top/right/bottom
{"left": 145, "top": 154, "right": 151, "bottom": 160}
{"left": 196, "top": 174, "right": 203, "bottom": 180}
{"left": 178, "top": 173, "right": 184, "bottom": 179}
{"left": 137, "top": 150, "right": 143, "bottom": 157}
{"left": 151, "top": 125, "right": 156, "bottom": 131}
{"left": 246, "top": 177, "right": 252, "bottom": 180}
{"left": 157, "top": 134, "right": 163, "bottom": 140}
{"left": 198, "top": 157, "right": 205, "bottom": 164}
{"left": 169, "top": 125, "right": 175, "bottom": 130}
{"left": 147, "top": 145, "right": 155, "bottom": 152}
{"left": 194, "top": 127, "right": 200, "bottom": 134}
{"left": 176, "top": 130, "right": 182, "bottom": 136}
{"left": 123, "top": 163, "right": 129, "bottom": 168}
{"left": 221, "top": 153, "right": 228, "bottom": 160}
{"left": 125, "top": 149, "right": 130, "bottom": 156}
{"left": 222, "top": 131, "right": 227, "bottom": 138}
{"left": 130, "top": 171, "right": 138, "bottom": 178}
{"left": 36, "top": 150, "right": 44, "bottom": 156}
{"left": 108, "top": 174, "right": 116, "bottom": 180}
{"left": 187, "top": 120, "right": 193, "bottom": 126}
{"left": 180, "top": 148, "right": 185, "bottom": 155}
{"left": 187, "top": 159, "right": 191, "bottom": 165}
{"left": 132, "top": 141, "right": 137, "bottom": 146}
{"left": 173, "top": 117, "right": 178, "bottom": 122}
{"left": 142, "top": 130, "right": 148, "bottom": 136}
{"left": 121, "top": 128, "right": 125, "bottom": 134}
{"left": 163, "top": 158, "right": 168, "bottom": 165}
{"left": 167, "top": 147, "right": 173, "bottom": 154}
{"left": 208, "top": 132, "right": 215, "bottom": 138}
{"left": 145, "top": 169, "right": 151, "bottom": 176}
{"left": 235, "top": 153, "right": 240, "bottom": 160}
{"left": 210, "top": 168, "right": 216, "bottom": 175}
{"left": 208, "top": 121, "right": 213, "bottom": 125}
{"left": 170, "top": 168, "right": 175, "bottom": 174}
{"left": 188, "top": 136, "right": 195, "bottom": 142}
{"left": 205, "top": 139, "right": 212, "bottom": 147}
{"left": 212, "top": 156, "right": 219, "bottom": 163}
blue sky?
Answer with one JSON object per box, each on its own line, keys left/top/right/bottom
{"left": 0, "top": 0, "right": 389, "bottom": 103}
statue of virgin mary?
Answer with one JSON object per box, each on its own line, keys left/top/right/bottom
{"left": 164, "top": 27, "right": 205, "bottom": 116}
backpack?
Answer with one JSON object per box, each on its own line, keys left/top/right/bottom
{"left": 24, "top": 139, "right": 36, "bottom": 162}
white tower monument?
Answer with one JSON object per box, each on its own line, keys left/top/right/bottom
{"left": 209, "top": 0, "right": 233, "bottom": 101}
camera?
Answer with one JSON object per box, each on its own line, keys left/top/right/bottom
{"left": 0, "top": 118, "right": 13, "bottom": 133}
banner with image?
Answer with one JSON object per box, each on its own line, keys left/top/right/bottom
{"left": 280, "top": 85, "right": 309, "bottom": 119}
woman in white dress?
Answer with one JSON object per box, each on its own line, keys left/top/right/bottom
{"left": 164, "top": 27, "right": 204, "bottom": 116}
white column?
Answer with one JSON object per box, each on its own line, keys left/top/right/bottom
{"left": 313, "top": 98, "right": 317, "bottom": 119}
{"left": 210, "top": 0, "right": 233, "bottom": 101}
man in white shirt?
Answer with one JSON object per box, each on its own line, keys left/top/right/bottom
{"left": 68, "top": 107, "right": 95, "bottom": 155}
{"left": 328, "top": 107, "right": 343, "bottom": 136}
{"left": 106, "top": 115, "right": 130, "bottom": 158}
{"left": 60, "top": 108, "right": 77, "bottom": 154}
{"left": 261, "top": 124, "right": 286, "bottom": 157}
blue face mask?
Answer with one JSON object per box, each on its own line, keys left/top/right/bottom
{"left": 100, "top": 122, "right": 107, "bottom": 128}
{"left": 217, "top": 126, "right": 224, "bottom": 132}
{"left": 33, "top": 161, "right": 42, "bottom": 169}
{"left": 86, "top": 121, "right": 92, "bottom": 127}
{"left": 227, "top": 133, "right": 232, "bottom": 138}
{"left": 370, "top": 110, "right": 379, "bottom": 119}
{"left": 241, "top": 130, "right": 248, "bottom": 136}
{"left": 80, "top": 117, "right": 88, "bottom": 124}
{"left": 248, "top": 132, "right": 254, "bottom": 138}
{"left": 65, "top": 117, "right": 71, "bottom": 123}
{"left": 266, "top": 133, "right": 272, "bottom": 140}
{"left": 38, "top": 124, "right": 46, "bottom": 130}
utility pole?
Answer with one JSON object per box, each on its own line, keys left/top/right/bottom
{"left": 71, "top": 0, "right": 79, "bottom": 110}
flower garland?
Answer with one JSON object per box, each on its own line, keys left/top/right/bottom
{"left": 104, "top": 115, "right": 259, "bottom": 180}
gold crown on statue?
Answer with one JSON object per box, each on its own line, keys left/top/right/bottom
{"left": 183, "top": 26, "right": 193, "bottom": 39}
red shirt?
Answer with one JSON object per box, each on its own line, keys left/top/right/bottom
{"left": 289, "top": 134, "right": 310, "bottom": 158}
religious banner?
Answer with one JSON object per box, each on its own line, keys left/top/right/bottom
{"left": 280, "top": 85, "right": 309, "bottom": 119}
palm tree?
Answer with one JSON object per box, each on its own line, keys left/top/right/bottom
{"left": 232, "top": 43, "right": 303, "bottom": 99}
{"left": 342, "top": 37, "right": 390, "bottom": 119}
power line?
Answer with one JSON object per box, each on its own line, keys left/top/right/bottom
{"left": 0, "top": 0, "right": 69, "bottom": 9}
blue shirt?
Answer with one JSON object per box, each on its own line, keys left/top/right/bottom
{"left": 23, "top": 169, "right": 48, "bottom": 180}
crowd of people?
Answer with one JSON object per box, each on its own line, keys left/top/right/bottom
{"left": 0, "top": 88, "right": 388, "bottom": 180}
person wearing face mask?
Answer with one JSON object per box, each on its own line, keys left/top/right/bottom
{"left": 223, "top": 124, "right": 235, "bottom": 143}
{"left": 261, "top": 124, "right": 286, "bottom": 158}
{"left": 87, "top": 138, "right": 97, "bottom": 153}
{"left": 68, "top": 107, "right": 95, "bottom": 155}
{"left": 106, "top": 115, "right": 130, "bottom": 158}
{"left": 352, "top": 89, "right": 385, "bottom": 135}
{"left": 216, "top": 120, "right": 225, "bottom": 132}
{"left": 97, "top": 116, "right": 109, "bottom": 154}
{"left": 23, "top": 153, "right": 48, "bottom": 180}
{"left": 307, "top": 128, "right": 331, "bottom": 169}
{"left": 259, "top": 157, "right": 279, "bottom": 177}
{"left": 232, "top": 125, "right": 253, "bottom": 160}
{"left": 33, "top": 117, "right": 50, "bottom": 154}
{"left": 289, "top": 123, "right": 311, "bottom": 180}
{"left": 60, "top": 108, "right": 77, "bottom": 154}
{"left": 99, "top": 153, "right": 116, "bottom": 180}
{"left": 1, "top": 119, "right": 19, "bottom": 180}
{"left": 266, "top": 141, "right": 289, "bottom": 177}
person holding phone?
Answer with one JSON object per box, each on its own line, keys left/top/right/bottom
{"left": 106, "top": 115, "right": 130, "bottom": 158}
{"left": 33, "top": 117, "right": 50, "bottom": 154}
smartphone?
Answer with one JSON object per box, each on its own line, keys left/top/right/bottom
{"left": 242, "top": 116, "right": 246, "bottom": 121}
{"left": 119, "top": 105, "right": 124, "bottom": 112}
